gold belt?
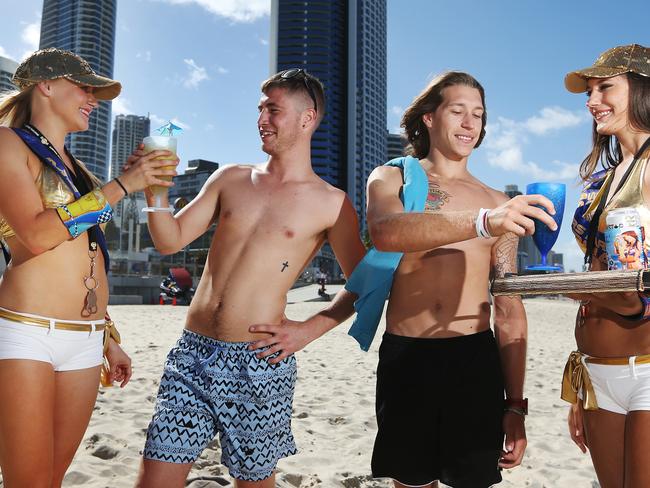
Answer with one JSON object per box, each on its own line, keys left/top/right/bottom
{"left": 561, "top": 350, "right": 650, "bottom": 410}
{"left": 0, "top": 308, "right": 105, "bottom": 333}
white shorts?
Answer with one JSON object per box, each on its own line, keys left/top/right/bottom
{"left": 0, "top": 311, "right": 103, "bottom": 372}
{"left": 584, "top": 357, "right": 650, "bottom": 414}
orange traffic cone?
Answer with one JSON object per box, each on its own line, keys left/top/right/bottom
{"left": 172, "top": 296, "right": 177, "bottom": 306}
{"left": 159, "top": 295, "right": 164, "bottom": 305}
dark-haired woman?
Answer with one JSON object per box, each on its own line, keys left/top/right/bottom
{"left": 563, "top": 44, "right": 650, "bottom": 488}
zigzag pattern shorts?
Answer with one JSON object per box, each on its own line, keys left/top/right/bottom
{"left": 143, "top": 329, "right": 298, "bottom": 481}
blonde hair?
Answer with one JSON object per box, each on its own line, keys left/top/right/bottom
{"left": 0, "top": 85, "right": 100, "bottom": 187}
{"left": 0, "top": 87, "right": 34, "bottom": 127}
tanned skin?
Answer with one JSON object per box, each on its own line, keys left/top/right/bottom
{"left": 366, "top": 84, "right": 557, "bottom": 488}
{"left": 134, "top": 85, "right": 366, "bottom": 488}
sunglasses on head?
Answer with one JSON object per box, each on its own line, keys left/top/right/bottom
{"left": 280, "top": 68, "right": 318, "bottom": 112}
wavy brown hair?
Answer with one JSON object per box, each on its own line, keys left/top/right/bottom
{"left": 580, "top": 72, "right": 650, "bottom": 181}
{"left": 401, "top": 71, "right": 487, "bottom": 159}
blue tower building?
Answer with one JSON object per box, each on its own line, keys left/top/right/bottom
{"left": 40, "top": 0, "right": 118, "bottom": 181}
{"left": 270, "top": 0, "right": 387, "bottom": 228}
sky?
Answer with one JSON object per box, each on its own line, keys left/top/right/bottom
{"left": 2, "top": 0, "right": 649, "bottom": 272}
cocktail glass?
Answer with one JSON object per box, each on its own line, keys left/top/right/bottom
{"left": 525, "top": 182, "right": 566, "bottom": 271}
{"left": 142, "top": 135, "right": 176, "bottom": 213}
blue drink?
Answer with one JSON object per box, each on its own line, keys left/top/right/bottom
{"left": 526, "top": 182, "right": 565, "bottom": 271}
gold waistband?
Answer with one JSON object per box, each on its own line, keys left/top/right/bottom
{"left": 586, "top": 354, "right": 650, "bottom": 366}
{"left": 561, "top": 351, "right": 650, "bottom": 410}
{"left": 0, "top": 308, "right": 105, "bottom": 333}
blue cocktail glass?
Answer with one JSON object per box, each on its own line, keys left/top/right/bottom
{"left": 525, "top": 182, "right": 565, "bottom": 271}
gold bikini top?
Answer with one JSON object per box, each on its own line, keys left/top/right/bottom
{"left": 0, "top": 164, "right": 76, "bottom": 240}
{"left": 574, "top": 157, "right": 650, "bottom": 264}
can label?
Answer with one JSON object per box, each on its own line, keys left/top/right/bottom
{"left": 605, "top": 208, "right": 648, "bottom": 270}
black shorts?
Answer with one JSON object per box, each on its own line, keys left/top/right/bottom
{"left": 371, "top": 330, "right": 505, "bottom": 488}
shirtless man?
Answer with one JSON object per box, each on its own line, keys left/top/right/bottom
{"left": 361, "top": 72, "right": 557, "bottom": 488}
{"left": 134, "top": 68, "right": 366, "bottom": 487}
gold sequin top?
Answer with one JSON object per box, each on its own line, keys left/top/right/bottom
{"left": 0, "top": 164, "right": 76, "bottom": 240}
{"left": 573, "top": 157, "right": 650, "bottom": 264}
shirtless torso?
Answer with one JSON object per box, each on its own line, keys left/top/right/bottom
{"left": 184, "top": 164, "right": 357, "bottom": 341}
{"left": 386, "top": 169, "right": 508, "bottom": 338}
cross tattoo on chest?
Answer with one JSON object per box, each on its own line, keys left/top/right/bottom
{"left": 281, "top": 261, "right": 289, "bottom": 272}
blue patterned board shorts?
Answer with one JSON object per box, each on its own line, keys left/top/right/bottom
{"left": 143, "top": 329, "right": 298, "bottom": 481}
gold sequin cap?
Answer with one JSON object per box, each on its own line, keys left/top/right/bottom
{"left": 565, "top": 44, "right": 650, "bottom": 93}
{"left": 12, "top": 48, "right": 121, "bottom": 100}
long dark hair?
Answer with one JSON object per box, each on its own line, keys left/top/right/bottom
{"left": 580, "top": 72, "right": 650, "bottom": 181}
{"left": 401, "top": 71, "right": 487, "bottom": 159}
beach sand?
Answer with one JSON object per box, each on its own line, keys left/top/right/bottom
{"left": 16, "top": 289, "right": 599, "bottom": 487}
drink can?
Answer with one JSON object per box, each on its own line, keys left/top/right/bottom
{"left": 605, "top": 207, "right": 648, "bottom": 270}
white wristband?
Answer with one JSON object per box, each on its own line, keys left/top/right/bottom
{"left": 476, "top": 208, "right": 492, "bottom": 239}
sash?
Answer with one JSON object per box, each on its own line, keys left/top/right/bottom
{"left": 12, "top": 127, "right": 110, "bottom": 272}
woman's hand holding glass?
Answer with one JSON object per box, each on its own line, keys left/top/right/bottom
{"left": 119, "top": 143, "right": 179, "bottom": 198}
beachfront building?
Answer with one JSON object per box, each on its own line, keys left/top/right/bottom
{"left": 387, "top": 131, "right": 407, "bottom": 160}
{"left": 0, "top": 56, "right": 18, "bottom": 94}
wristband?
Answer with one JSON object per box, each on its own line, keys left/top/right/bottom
{"left": 504, "top": 397, "right": 528, "bottom": 415}
{"left": 619, "top": 293, "right": 650, "bottom": 322}
{"left": 476, "top": 208, "right": 492, "bottom": 239}
{"left": 56, "top": 189, "right": 113, "bottom": 238}
{"left": 114, "top": 177, "right": 128, "bottom": 196}
{"left": 504, "top": 406, "right": 527, "bottom": 417}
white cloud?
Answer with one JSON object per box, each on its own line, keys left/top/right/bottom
{"left": 112, "top": 97, "right": 133, "bottom": 116}
{"left": 156, "top": 0, "right": 270, "bottom": 22}
{"left": 136, "top": 51, "right": 152, "bottom": 62}
{"left": 21, "top": 20, "right": 40, "bottom": 51}
{"left": 524, "top": 106, "right": 586, "bottom": 135}
{"left": 258, "top": 37, "right": 269, "bottom": 46}
{"left": 485, "top": 107, "right": 586, "bottom": 181}
{"left": 0, "top": 46, "right": 11, "bottom": 59}
{"left": 216, "top": 66, "right": 229, "bottom": 75}
{"left": 182, "top": 58, "right": 209, "bottom": 89}
{"left": 390, "top": 105, "right": 403, "bottom": 117}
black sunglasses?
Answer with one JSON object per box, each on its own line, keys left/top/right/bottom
{"left": 280, "top": 68, "right": 318, "bottom": 112}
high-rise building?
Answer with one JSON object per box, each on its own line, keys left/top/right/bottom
{"left": 110, "top": 114, "right": 150, "bottom": 181}
{"left": 40, "top": 0, "right": 118, "bottom": 181}
{"left": 387, "top": 132, "right": 407, "bottom": 161}
{"left": 0, "top": 56, "right": 18, "bottom": 94}
{"left": 270, "top": 0, "right": 387, "bottom": 228}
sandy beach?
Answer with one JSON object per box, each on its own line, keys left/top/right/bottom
{"left": 7, "top": 288, "right": 599, "bottom": 487}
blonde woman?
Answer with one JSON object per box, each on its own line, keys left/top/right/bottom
{"left": 0, "top": 48, "right": 176, "bottom": 487}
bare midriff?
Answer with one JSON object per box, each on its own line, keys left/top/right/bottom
{"left": 386, "top": 238, "right": 494, "bottom": 338}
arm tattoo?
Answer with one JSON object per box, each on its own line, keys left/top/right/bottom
{"left": 493, "top": 232, "right": 519, "bottom": 278}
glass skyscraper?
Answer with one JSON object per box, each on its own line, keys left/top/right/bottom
{"left": 270, "top": 0, "right": 387, "bottom": 227}
{"left": 0, "top": 56, "right": 18, "bottom": 95}
{"left": 40, "top": 0, "right": 118, "bottom": 181}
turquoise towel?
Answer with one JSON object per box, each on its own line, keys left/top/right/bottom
{"left": 345, "top": 155, "right": 428, "bottom": 351}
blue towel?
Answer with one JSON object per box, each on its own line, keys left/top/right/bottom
{"left": 345, "top": 155, "right": 429, "bottom": 351}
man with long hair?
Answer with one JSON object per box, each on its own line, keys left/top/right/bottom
{"left": 358, "top": 72, "right": 556, "bottom": 487}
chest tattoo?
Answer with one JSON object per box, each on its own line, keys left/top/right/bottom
{"left": 281, "top": 261, "right": 289, "bottom": 272}
{"left": 424, "top": 181, "right": 451, "bottom": 212}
